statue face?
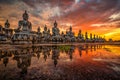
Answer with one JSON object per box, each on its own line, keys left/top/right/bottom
{"left": 79, "top": 30, "right": 81, "bottom": 33}
{"left": 5, "top": 20, "right": 10, "bottom": 28}
{"left": 38, "top": 28, "right": 40, "bottom": 32}
{"left": 54, "top": 24, "right": 57, "bottom": 27}
{"left": 70, "top": 27, "right": 72, "bottom": 31}
{"left": 44, "top": 27, "right": 47, "bottom": 31}
{"left": 23, "top": 15, "right": 28, "bottom": 20}
{"left": 54, "top": 22, "right": 57, "bottom": 28}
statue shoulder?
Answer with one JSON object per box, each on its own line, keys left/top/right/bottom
{"left": 28, "top": 21, "right": 32, "bottom": 26}
{"left": 18, "top": 20, "right": 23, "bottom": 26}
{"left": 19, "top": 20, "right": 23, "bottom": 23}
{"left": 18, "top": 20, "right": 23, "bottom": 25}
{"left": 43, "top": 31, "right": 45, "bottom": 33}
{"left": 52, "top": 27, "right": 55, "bottom": 31}
{"left": 57, "top": 27, "right": 59, "bottom": 31}
{"left": 28, "top": 21, "right": 31, "bottom": 23}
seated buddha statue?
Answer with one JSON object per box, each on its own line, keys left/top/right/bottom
{"left": 52, "top": 21, "right": 60, "bottom": 36}
{"left": 61, "top": 31, "right": 65, "bottom": 42}
{"left": 85, "top": 32, "right": 89, "bottom": 42}
{"left": 85, "top": 32, "right": 88, "bottom": 39}
{"left": 67, "top": 26, "right": 76, "bottom": 42}
{"left": 47, "top": 29, "right": 51, "bottom": 40}
{"left": 12, "top": 11, "right": 34, "bottom": 44}
{"left": 17, "top": 10, "right": 32, "bottom": 32}
{"left": 68, "top": 26, "right": 74, "bottom": 37}
{"left": 43, "top": 25, "right": 48, "bottom": 37}
{"left": 90, "top": 33, "right": 93, "bottom": 42}
{"left": 77, "top": 30, "right": 84, "bottom": 42}
{"left": 37, "top": 27, "right": 42, "bottom": 42}
{"left": 42, "top": 25, "right": 49, "bottom": 42}
{"left": 4, "top": 19, "right": 13, "bottom": 38}
{"left": 52, "top": 21, "right": 62, "bottom": 42}
{"left": 78, "top": 30, "right": 82, "bottom": 38}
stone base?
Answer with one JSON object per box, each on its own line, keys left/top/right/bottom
{"left": 12, "top": 31, "right": 37, "bottom": 44}
{"left": 12, "top": 40, "right": 32, "bottom": 44}
{"left": 0, "top": 41, "right": 11, "bottom": 44}
{"left": 52, "top": 35, "right": 63, "bottom": 42}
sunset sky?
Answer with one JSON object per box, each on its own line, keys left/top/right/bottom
{"left": 0, "top": 0, "right": 120, "bottom": 40}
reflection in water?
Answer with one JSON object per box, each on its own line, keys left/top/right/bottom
{"left": 0, "top": 44, "right": 120, "bottom": 80}
{"left": 0, "top": 45, "right": 102, "bottom": 72}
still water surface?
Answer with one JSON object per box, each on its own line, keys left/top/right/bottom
{"left": 0, "top": 44, "right": 120, "bottom": 80}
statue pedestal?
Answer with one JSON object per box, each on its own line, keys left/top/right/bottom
{"left": 52, "top": 35, "right": 63, "bottom": 42}
{"left": 65, "top": 36, "right": 76, "bottom": 42}
{"left": 0, "top": 33, "right": 11, "bottom": 44}
{"left": 12, "top": 31, "right": 37, "bottom": 44}
{"left": 0, "top": 34, "right": 7, "bottom": 41}
{"left": 77, "top": 37, "right": 84, "bottom": 42}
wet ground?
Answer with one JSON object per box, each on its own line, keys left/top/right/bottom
{"left": 0, "top": 44, "right": 120, "bottom": 80}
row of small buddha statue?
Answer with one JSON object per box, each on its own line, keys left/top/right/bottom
{"left": 0, "top": 10, "right": 105, "bottom": 43}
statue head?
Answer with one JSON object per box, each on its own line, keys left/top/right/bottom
{"left": 48, "top": 29, "right": 50, "bottom": 33}
{"left": 79, "top": 30, "right": 81, "bottom": 33}
{"left": 54, "top": 20, "right": 57, "bottom": 27}
{"left": 37, "top": 27, "right": 40, "bottom": 32}
{"left": 70, "top": 26, "right": 72, "bottom": 31}
{"left": 62, "top": 31, "right": 64, "bottom": 34}
{"left": 44, "top": 25, "right": 47, "bottom": 31}
{"left": 6, "top": 19, "right": 8, "bottom": 23}
{"left": 90, "top": 33, "right": 92, "bottom": 36}
{"left": 23, "top": 10, "right": 29, "bottom": 21}
{"left": 5, "top": 19, "right": 10, "bottom": 28}
{"left": 94, "top": 34, "right": 96, "bottom": 38}
{"left": 85, "top": 32, "right": 88, "bottom": 35}
{"left": 90, "top": 33, "right": 92, "bottom": 38}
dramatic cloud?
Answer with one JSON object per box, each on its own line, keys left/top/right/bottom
{"left": 109, "top": 12, "right": 120, "bottom": 21}
{"left": 0, "top": 0, "right": 120, "bottom": 40}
